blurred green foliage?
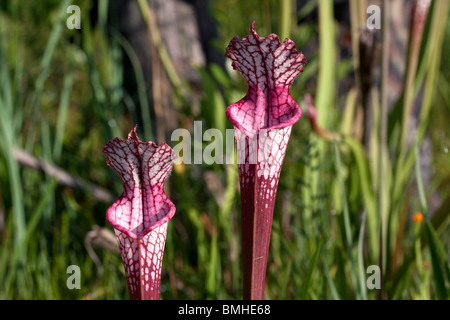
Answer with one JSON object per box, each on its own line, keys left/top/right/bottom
{"left": 0, "top": 0, "right": 449, "bottom": 300}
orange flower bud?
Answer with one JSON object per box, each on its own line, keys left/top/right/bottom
{"left": 412, "top": 212, "right": 424, "bottom": 223}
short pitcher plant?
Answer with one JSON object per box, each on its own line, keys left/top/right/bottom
{"left": 225, "top": 21, "right": 306, "bottom": 299}
{"left": 103, "top": 126, "right": 176, "bottom": 300}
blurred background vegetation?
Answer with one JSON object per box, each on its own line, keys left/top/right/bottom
{"left": 0, "top": 0, "right": 449, "bottom": 299}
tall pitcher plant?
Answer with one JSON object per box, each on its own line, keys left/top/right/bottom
{"left": 225, "top": 21, "right": 306, "bottom": 300}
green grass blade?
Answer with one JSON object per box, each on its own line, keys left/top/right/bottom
{"left": 333, "top": 142, "right": 361, "bottom": 299}
{"left": 358, "top": 212, "right": 368, "bottom": 300}
{"left": 344, "top": 137, "right": 378, "bottom": 260}
{"left": 111, "top": 30, "right": 153, "bottom": 140}
{"left": 278, "top": 0, "right": 293, "bottom": 40}
{"left": 279, "top": 258, "right": 293, "bottom": 299}
{"left": 414, "top": 139, "right": 428, "bottom": 215}
{"left": 415, "top": 136, "right": 449, "bottom": 299}
{"left": 321, "top": 256, "right": 340, "bottom": 300}
{"left": 316, "top": 0, "right": 335, "bottom": 127}
{"left": 300, "top": 238, "right": 322, "bottom": 300}
{"left": 0, "top": 98, "right": 25, "bottom": 263}
{"left": 424, "top": 220, "right": 450, "bottom": 300}
{"left": 9, "top": 179, "right": 58, "bottom": 271}
{"left": 206, "top": 232, "right": 219, "bottom": 298}
{"left": 28, "top": 0, "right": 72, "bottom": 143}
{"left": 53, "top": 68, "right": 74, "bottom": 161}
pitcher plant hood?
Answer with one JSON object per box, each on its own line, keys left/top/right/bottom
{"left": 225, "top": 20, "right": 306, "bottom": 138}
